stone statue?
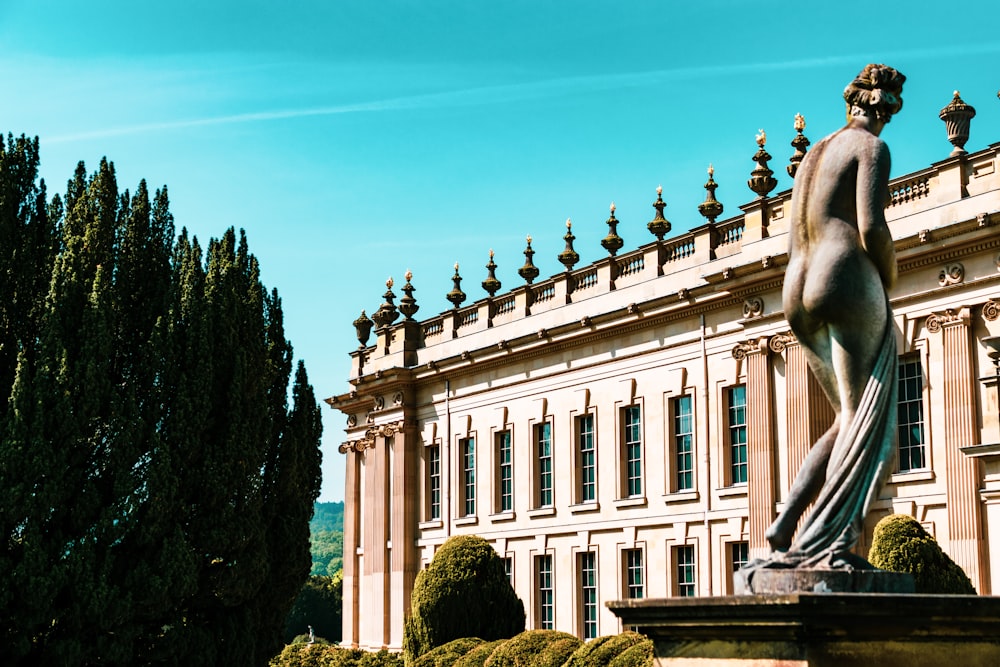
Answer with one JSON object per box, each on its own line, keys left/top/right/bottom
{"left": 739, "top": 64, "right": 908, "bottom": 591}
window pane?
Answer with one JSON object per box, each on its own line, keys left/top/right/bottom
{"left": 537, "top": 423, "right": 553, "bottom": 507}
{"left": 429, "top": 445, "right": 441, "bottom": 520}
{"left": 497, "top": 430, "right": 513, "bottom": 512}
{"left": 578, "top": 414, "right": 596, "bottom": 503}
{"left": 676, "top": 545, "right": 696, "bottom": 597}
{"left": 462, "top": 437, "right": 476, "bottom": 516}
{"left": 625, "top": 548, "right": 644, "bottom": 599}
{"left": 624, "top": 406, "right": 642, "bottom": 497}
{"left": 728, "top": 386, "right": 747, "bottom": 485}
{"left": 537, "top": 555, "right": 554, "bottom": 629}
{"left": 674, "top": 395, "right": 693, "bottom": 491}
{"left": 579, "top": 552, "right": 597, "bottom": 640}
{"left": 896, "top": 358, "right": 926, "bottom": 473}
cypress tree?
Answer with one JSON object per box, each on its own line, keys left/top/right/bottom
{"left": 0, "top": 144, "right": 322, "bottom": 665}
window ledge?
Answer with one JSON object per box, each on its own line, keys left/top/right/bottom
{"left": 663, "top": 491, "right": 699, "bottom": 504}
{"left": 490, "top": 511, "right": 517, "bottom": 523}
{"left": 889, "top": 469, "right": 935, "bottom": 484}
{"left": 454, "top": 516, "right": 478, "bottom": 527}
{"left": 418, "top": 519, "right": 443, "bottom": 531}
{"left": 569, "top": 502, "right": 600, "bottom": 514}
{"left": 613, "top": 496, "right": 647, "bottom": 509}
{"left": 716, "top": 485, "right": 748, "bottom": 498}
{"left": 527, "top": 506, "right": 556, "bottom": 518}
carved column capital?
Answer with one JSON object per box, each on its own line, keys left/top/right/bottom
{"left": 338, "top": 420, "right": 406, "bottom": 454}
{"left": 768, "top": 331, "right": 796, "bottom": 354}
{"left": 926, "top": 307, "right": 971, "bottom": 333}
{"left": 983, "top": 298, "right": 1000, "bottom": 322}
{"left": 732, "top": 336, "right": 769, "bottom": 360}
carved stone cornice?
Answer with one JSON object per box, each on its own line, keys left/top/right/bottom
{"left": 742, "top": 296, "right": 764, "bottom": 319}
{"left": 926, "top": 307, "right": 971, "bottom": 333}
{"left": 339, "top": 419, "right": 406, "bottom": 454}
{"left": 984, "top": 299, "right": 1000, "bottom": 322}
{"left": 768, "top": 331, "right": 797, "bottom": 354}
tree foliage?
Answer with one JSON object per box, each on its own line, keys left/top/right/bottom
{"left": 403, "top": 535, "right": 525, "bottom": 664}
{"left": 868, "top": 514, "right": 976, "bottom": 594}
{"left": 286, "top": 573, "right": 343, "bottom": 644}
{"left": 0, "top": 136, "right": 323, "bottom": 665}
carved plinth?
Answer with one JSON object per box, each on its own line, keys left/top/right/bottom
{"left": 608, "top": 593, "right": 1000, "bottom": 667}
{"left": 736, "top": 568, "right": 914, "bottom": 594}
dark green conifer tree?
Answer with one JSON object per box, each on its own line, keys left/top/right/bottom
{"left": 0, "top": 141, "right": 322, "bottom": 666}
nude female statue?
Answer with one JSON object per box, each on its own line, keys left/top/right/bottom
{"left": 750, "top": 64, "right": 906, "bottom": 574}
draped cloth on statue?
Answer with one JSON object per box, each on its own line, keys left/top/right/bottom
{"left": 753, "top": 306, "right": 898, "bottom": 572}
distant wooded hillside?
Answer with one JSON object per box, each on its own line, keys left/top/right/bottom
{"left": 310, "top": 501, "right": 344, "bottom": 577}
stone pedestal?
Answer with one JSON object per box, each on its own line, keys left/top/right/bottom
{"left": 608, "top": 593, "right": 1000, "bottom": 667}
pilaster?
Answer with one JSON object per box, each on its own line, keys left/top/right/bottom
{"left": 926, "top": 307, "right": 985, "bottom": 591}
{"left": 341, "top": 449, "right": 361, "bottom": 647}
{"left": 389, "top": 420, "right": 419, "bottom": 649}
{"left": 735, "top": 336, "right": 777, "bottom": 559}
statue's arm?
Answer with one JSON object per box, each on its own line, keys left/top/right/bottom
{"left": 856, "top": 139, "right": 897, "bottom": 289}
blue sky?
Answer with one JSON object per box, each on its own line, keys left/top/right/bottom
{"left": 2, "top": 1, "right": 998, "bottom": 502}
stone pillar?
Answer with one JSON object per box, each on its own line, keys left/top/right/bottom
{"left": 389, "top": 421, "right": 419, "bottom": 649}
{"left": 735, "top": 337, "right": 777, "bottom": 559}
{"left": 926, "top": 307, "right": 985, "bottom": 591}
{"left": 340, "top": 446, "right": 361, "bottom": 647}
{"left": 776, "top": 334, "right": 836, "bottom": 498}
{"left": 362, "top": 434, "right": 391, "bottom": 649}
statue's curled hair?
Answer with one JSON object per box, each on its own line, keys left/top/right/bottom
{"left": 843, "top": 64, "right": 906, "bottom": 123}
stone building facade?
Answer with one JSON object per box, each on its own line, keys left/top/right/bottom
{"left": 328, "top": 96, "right": 1000, "bottom": 651}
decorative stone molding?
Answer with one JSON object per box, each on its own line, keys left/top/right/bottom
{"left": 983, "top": 299, "right": 1000, "bottom": 322}
{"left": 938, "top": 262, "right": 965, "bottom": 286}
{"left": 742, "top": 296, "right": 764, "bottom": 319}
{"left": 392, "top": 391, "right": 404, "bottom": 406}
{"left": 926, "top": 307, "right": 971, "bottom": 333}
{"left": 339, "top": 420, "right": 405, "bottom": 454}
{"left": 678, "top": 288, "right": 690, "bottom": 300}
{"left": 347, "top": 414, "right": 357, "bottom": 428}
{"left": 373, "top": 395, "right": 385, "bottom": 411}
{"left": 768, "top": 331, "right": 796, "bottom": 354}
{"left": 732, "top": 337, "right": 768, "bottom": 360}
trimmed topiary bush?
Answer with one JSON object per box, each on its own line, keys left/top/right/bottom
{"left": 483, "top": 630, "right": 579, "bottom": 667}
{"left": 453, "top": 640, "right": 504, "bottom": 667}
{"left": 564, "top": 631, "right": 649, "bottom": 667}
{"left": 608, "top": 639, "right": 653, "bottom": 667}
{"left": 270, "top": 644, "right": 405, "bottom": 667}
{"left": 868, "top": 514, "right": 976, "bottom": 594}
{"left": 412, "top": 638, "right": 485, "bottom": 667}
{"left": 404, "top": 536, "right": 525, "bottom": 664}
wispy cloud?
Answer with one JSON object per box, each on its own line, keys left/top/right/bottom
{"left": 45, "top": 41, "right": 1000, "bottom": 145}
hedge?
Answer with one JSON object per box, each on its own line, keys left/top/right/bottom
{"left": 484, "top": 630, "right": 581, "bottom": 667}
{"left": 564, "top": 632, "right": 650, "bottom": 667}
{"left": 868, "top": 514, "right": 976, "bottom": 594}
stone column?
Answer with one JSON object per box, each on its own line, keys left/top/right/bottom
{"left": 926, "top": 307, "right": 985, "bottom": 591}
{"left": 389, "top": 420, "right": 419, "bottom": 649}
{"left": 775, "top": 334, "right": 836, "bottom": 500}
{"left": 340, "top": 445, "right": 361, "bottom": 647}
{"left": 734, "top": 337, "right": 777, "bottom": 560}
{"left": 361, "top": 433, "right": 391, "bottom": 649}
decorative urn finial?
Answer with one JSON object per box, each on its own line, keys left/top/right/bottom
{"left": 353, "top": 309, "right": 374, "bottom": 347}
{"left": 647, "top": 185, "right": 672, "bottom": 240}
{"left": 446, "top": 262, "right": 467, "bottom": 309}
{"left": 787, "top": 113, "right": 811, "bottom": 178}
{"left": 399, "top": 269, "right": 419, "bottom": 320}
{"left": 697, "top": 164, "right": 724, "bottom": 223}
{"left": 558, "top": 218, "right": 580, "bottom": 271}
{"left": 601, "top": 202, "right": 624, "bottom": 256}
{"left": 518, "top": 235, "right": 540, "bottom": 284}
{"left": 482, "top": 249, "right": 501, "bottom": 297}
{"left": 371, "top": 277, "right": 400, "bottom": 329}
{"left": 939, "top": 91, "right": 976, "bottom": 156}
{"left": 748, "top": 129, "right": 778, "bottom": 198}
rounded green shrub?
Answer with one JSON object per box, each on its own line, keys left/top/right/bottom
{"left": 868, "top": 514, "right": 976, "bottom": 594}
{"left": 484, "top": 630, "right": 579, "bottom": 667}
{"left": 564, "top": 631, "right": 648, "bottom": 667}
{"left": 403, "top": 536, "right": 525, "bottom": 664}
{"left": 608, "top": 639, "right": 653, "bottom": 667}
{"left": 412, "top": 638, "right": 486, "bottom": 667}
{"left": 270, "top": 644, "right": 405, "bottom": 667}
{"left": 453, "top": 640, "right": 504, "bottom": 667}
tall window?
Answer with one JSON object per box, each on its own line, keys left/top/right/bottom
{"left": 673, "top": 395, "right": 694, "bottom": 491}
{"left": 535, "top": 422, "right": 553, "bottom": 507}
{"left": 496, "top": 430, "right": 513, "bottom": 512}
{"left": 623, "top": 405, "right": 642, "bottom": 497}
{"left": 536, "top": 554, "right": 554, "bottom": 629}
{"left": 461, "top": 437, "right": 476, "bottom": 516}
{"left": 675, "top": 545, "right": 696, "bottom": 597}
{"left": 579, "top": 552, "right": 598, "bottom": 640}
{"left": 577, "top": 414, "right": 596, "bottom": 503}
{"left": 427, "top": 444, "right": 441, "bottom": 520}
{"left": 502, "top": 557, "right": 513, "bottom": 587}
{"left": 727, "top": 385, "right": 748, "bottom": 485}
{"left": 624, "top": 548, "right": 644, "bottom": 599}
{"left": 897, "top": 357, "right": 927, "bottom": 472}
